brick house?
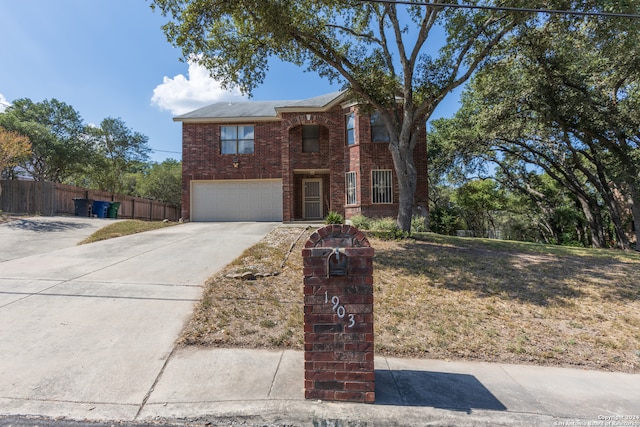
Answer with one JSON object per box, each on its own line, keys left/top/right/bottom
{"left": 175, "top": 91, "right": 428, "bottom": 222}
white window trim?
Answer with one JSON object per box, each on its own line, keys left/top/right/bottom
{"left": 346, "top": 171, "right": 357, "bottom": 205}
{"left": 346, "top": 113, "right": 355, "bottom": 146}
{"left": 372, "top": 170, "right": 393, "bottom": 204}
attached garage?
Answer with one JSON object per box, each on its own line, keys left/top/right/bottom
{"left": 191, "top": 179, "right": 283, "bottom": 222}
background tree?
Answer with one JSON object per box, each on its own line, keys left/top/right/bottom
{"left": 453, "top": 179, "right": 506, "bottom": 237}
{"left": 0, "top": 98, "right": 92, "bottom": 183}
{"left": 84, "top": 117, "right": 151, "bottom": 194}
{"left": 0, "top": 127, "right": 31, "bottom": 196}
{"left": 135, "top": 159, "right": 182, "bottom": 205}
{"left": 150, "top": 0, "right": 537, "bottom": 232}
{"left": 428, "top": 5, "right": 640, "bottom": 249}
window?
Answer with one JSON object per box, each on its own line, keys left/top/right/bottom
{"left": 346, "top": 171, "right": 357, "bottom": 205}
{"left": 302, "top": 125, "right": 320, "bottom": 153}
{"left": 372, "top": 170, "right": 393, "bottom": 204}
{"left": 221, "top": 125, "right": 254, "bottom": 154}
{"left": 370, "top": 112, "right": 390, "bottom": 143}
{"left": 346, "top": 113, "right": 355, "bottom": 145}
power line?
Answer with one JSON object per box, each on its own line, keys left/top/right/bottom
{"left": 358, "top": 0, "right": 640, "bottom": 19}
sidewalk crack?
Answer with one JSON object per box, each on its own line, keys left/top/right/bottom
{"left": 384, "top": 356, "right": 406, "bottom": 406}
{"left": 134, "top": 344, "right": 177, "bottom": 420}
{"left": 267, "top": 350, "right": 285, "bottom": 398}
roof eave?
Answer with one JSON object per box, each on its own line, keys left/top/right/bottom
{"left": 173, "top": 116, "right": 281, "bottom": 123}
{"left": 274, "top": 91, "right": 349, "bottom": 114}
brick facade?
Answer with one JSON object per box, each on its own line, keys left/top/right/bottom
{"left": 303, "top": 225, "right": 375, "bottom": 403}
{"left": 178, "top": 94, "right": 428, "bottom": 222}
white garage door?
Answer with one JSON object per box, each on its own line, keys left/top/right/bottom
{"left": 191, "top": 180, "right": 283, "bottom": 222}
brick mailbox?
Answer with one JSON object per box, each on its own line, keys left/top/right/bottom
{"left": 302, "top": 225, "right": 375, "bottom": 403}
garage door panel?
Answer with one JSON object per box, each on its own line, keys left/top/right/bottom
{"left": 192, "top": 180, "right": 283, "bottom": 222}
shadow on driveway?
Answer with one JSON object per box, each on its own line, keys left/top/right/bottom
{"left": 7, "top": 218, "right": 94, "bottom": 233}
{"left": 376, "top": 370, "right": 507, "bottom": 412}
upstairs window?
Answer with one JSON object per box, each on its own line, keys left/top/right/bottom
{"left": 221, "top": 125, "right": 254, "bottom": 154}
{"left": 346, "top": 113, "right": 355, "bottom": 145}
{"left": 372, "top": 170, "right": 393, "bottom": 204}
{"left": 302, "top": 125, "right": 320, "bottom": 153}
{"left": 370, "top": 112, "right": 390, "bottom": 143}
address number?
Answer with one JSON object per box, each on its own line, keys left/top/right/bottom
{"left": 325, "top": 290, "right": 356, "bottom": 328}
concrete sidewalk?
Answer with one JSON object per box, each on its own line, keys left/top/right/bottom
{"left": 3, "top": 347, "right": 637, "bottom": 426}
{"left": 136, "top": 348, "right": 639, "bottom": 427}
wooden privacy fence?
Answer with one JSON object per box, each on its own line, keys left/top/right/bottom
{"left": 0, "top": 180, "right": 181, "bottom": 221}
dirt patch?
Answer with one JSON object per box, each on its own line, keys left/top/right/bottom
{"left": 0, "top": 213, "right": 18, "bottom": 224}
{"left": 180, "top": 227, "right": 640, "bottom": 373}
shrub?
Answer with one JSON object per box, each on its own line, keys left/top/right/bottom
{"left": 362, "top": 217, "right": 410, "bottom": 240}
{"left": 370, "top": 217, "right": 397, "bottom": 231}
{"left": 324, "top": 211, "right": 344, "bottom": 224}
{"left": 349, "top": 214, "right": 372, "bottom": 230}
{"left": 411, "top": 215, "right": 428, "bottom": 233}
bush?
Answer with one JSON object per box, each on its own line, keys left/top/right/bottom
{"left": 349, "top": 215, "right": 426, "bottom": 239}
{"left": 370, "top": 217, "right": 397, "bottom": 231}
{"left": 411, "top": 215, "right": 428, "bottom": 233}
{"left": 324, "top": 211, "right": 344, "bottom": 224}
{"left": 349, "top": 214, "right": 372, "bottom": 230}
{"left": 361, "top": 217, "right": 409, "bottom": 240}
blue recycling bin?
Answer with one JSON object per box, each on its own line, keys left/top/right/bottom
{"left": 92, "top": 200, "right": 111, "bottom": 218}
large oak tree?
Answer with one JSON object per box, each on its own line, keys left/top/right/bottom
{"left": 0, "top": 99, "right": 90, "bottom": 183}
{"left": 150, "top": 0, "right": 534, "bottom": 231}
{"left": 429, "top": 4, "right": 640, "bottom": 249}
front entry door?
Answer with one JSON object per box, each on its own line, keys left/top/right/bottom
{"left": 303, "top": 179, "right": 323, "bottom": 220}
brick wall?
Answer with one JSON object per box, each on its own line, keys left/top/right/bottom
{"left": 281, "top": 109, "right": 347, "bottom": 221}
{"left": 180, "top": 104, "right": 428, "bottom": 222}
{"left": 181, "top": 121, "right": 283, "bottom": 220}
{"left": 303, "top": 225, "right": 375, "bottom": 403}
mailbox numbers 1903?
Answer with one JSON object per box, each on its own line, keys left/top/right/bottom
{"left": 325, "top": 290, "right": 356, "bottom": 328}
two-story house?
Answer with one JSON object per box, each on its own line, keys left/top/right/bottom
{"left": 175, "top": 91, "right": 428, "bottom": 222}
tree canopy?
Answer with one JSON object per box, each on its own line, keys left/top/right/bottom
{"left": 0, "top": 127, "right": 31, "bottom": 196}
{"left": 428, "top": 3, "right": 640, "bottom": 249}
{"left": 150, "top": 0, "right": 537, "bottom": 231}
{"left": 0, "top": 98, "right": 180, "bottom": 205}
{"left": 0, "top": 98, "right": 91, "bottom": 183}
{"left": 84, "top": 117, "right": 151, "bottom": 194}
{"left": 135, "top": 159, "right": 182, "bottom": 205}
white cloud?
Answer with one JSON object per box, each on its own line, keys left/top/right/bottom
{"left": 0, "top": 93, "right": 10, "bottom": 112}
{"left": 151, "top": 62, "right": 246, "bottom": 116}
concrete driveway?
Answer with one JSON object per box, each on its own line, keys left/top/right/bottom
{"left": 0, "top": 217, "right": 277, "bottom": 420}
{"left": 0, "top": 216, "right": 107, "bottom": 262}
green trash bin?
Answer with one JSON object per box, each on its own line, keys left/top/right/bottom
{"left": 107, "top": 202, "right": 120, "bottom": 219}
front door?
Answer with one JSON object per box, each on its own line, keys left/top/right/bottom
{"left": 302, "top": 178, "right": 323, "bottom": 220}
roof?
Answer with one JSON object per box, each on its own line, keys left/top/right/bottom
{"left": 173, "top": 90, "right": 346, "bottom": 123}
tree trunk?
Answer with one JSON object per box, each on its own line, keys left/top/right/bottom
{"left": 576, "top": 194, "right": 606, "bottom": 248}
{"left": 602, "top": 191, "right": 631, "bottom": 250}
{"left": 389, "top": 132, "right": 418, "bottom": 233}
{"left": 629, "top": 183, "right": 640, "bottom": 252}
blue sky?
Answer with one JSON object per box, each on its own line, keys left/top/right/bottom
{"left": 0, "top": 1, "right": 461, "bottom": 163}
